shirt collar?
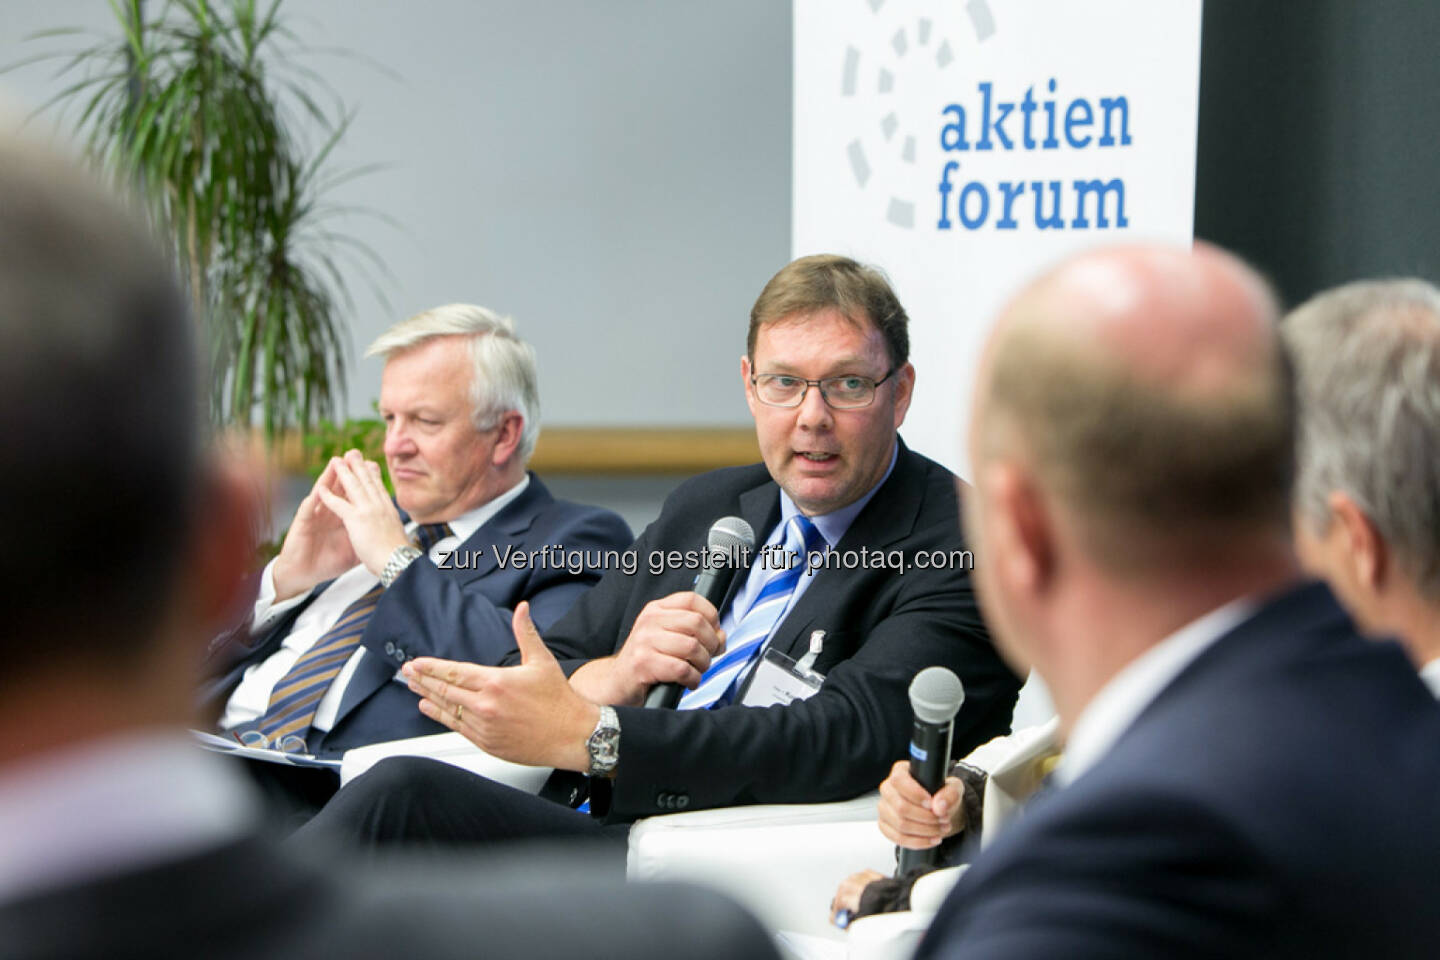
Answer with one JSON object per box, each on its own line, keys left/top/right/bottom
{"left": 776, "top": 441, "right": 899, "bottom": 547}
{"left": 0, "top": 730, "right": 256, "bottom": 904}
{"left": 430, "top": 473, "right": 531, "bottom": 545}
{"left": 1055, "top": 596, "right": 1255, "bottom": 788}
{"left": 1420, "top": 657, "right": 1440, "bottom": 700}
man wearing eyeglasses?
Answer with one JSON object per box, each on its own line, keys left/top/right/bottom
{"left": 304, "top": 254, "right": 1021, "bottom": 846}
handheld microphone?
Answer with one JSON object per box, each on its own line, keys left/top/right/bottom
{"left": 896, "top": 666, "right": 965, "bottom": 876}
{"left": 643, "top": 516, "right": 756, "bottom": 709}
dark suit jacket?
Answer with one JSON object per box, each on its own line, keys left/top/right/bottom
{"left": 202, "top": 475, "right": 631, "bottom": 756}
{"left": 0, "top": 834, "right": 777, "bottom": 960}
{"left": 538, "top": 440, "right": 1021, "bottom": 822}
{"left": 916, "top": 581, "right": 1440, "bottom": 959}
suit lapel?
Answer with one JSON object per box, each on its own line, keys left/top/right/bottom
{"left": 431, "top": 474, "right": 552, "bottom": 583}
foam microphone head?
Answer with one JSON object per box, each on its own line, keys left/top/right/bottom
{"left": 707, "top": 516, "right": 756, "bottom": 560}
{"left": 909, "top": 666, "right": 965, "bottom": 725}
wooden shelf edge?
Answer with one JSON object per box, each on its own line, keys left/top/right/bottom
{"left": 530, "top": 427, "right": 760, "bottom": 474}
{"left": 235, "top": 426, "right": 760, "bottom": 476}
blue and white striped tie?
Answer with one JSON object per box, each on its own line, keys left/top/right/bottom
{"left": 679, "top": 514, "right": 828, "bottom": 710}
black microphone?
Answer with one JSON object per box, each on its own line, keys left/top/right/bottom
{"left": 896, "top": 666, "right": 965, "bottom": 876}
{"left": 643, "top": 516, "right": 756, "bottom": 709}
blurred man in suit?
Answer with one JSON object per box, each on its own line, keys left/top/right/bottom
{"left": 0, "top": 130, "right": 774, "bottom": 960}
{"left": 303, "top": 254, "right": 1020, "bottom": 846}
{"left": 836, "top": 277, "right": 1440, "bottom": 924}
{"left": 1285, "top": 279, "right": 1440, "bottom": 696}
{"left": 915, "top": 244, "right": 1440, "bottom": 958}
{"left": 203, "top": 304, "right": 631, "bottom": 759}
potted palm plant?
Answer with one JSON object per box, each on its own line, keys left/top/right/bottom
{"left": 18, "top": 0, "right": 382, "bottom": 438}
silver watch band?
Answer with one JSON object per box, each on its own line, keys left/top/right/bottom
{"left": 380, "top": 544, "right": 423, "bottom": 588}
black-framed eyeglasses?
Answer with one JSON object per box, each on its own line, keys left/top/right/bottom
{"left": 750, "top": 369, "right": 896, "bottom": 409}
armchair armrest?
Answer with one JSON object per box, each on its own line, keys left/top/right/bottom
{"left": 628, "top": 792, "right": 895, "bottom": 939}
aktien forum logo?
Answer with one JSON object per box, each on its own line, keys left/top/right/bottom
{"left": 839, "top": 0, "right": 1135, "bottom": 233}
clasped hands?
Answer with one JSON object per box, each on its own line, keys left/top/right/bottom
{"left": 271, "top": 449, "right": 410, "bottom": 601}
{"left": 402, "top": 592, "right": 726, "bottom": 772}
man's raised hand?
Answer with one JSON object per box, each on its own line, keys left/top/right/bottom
{"left": 270, "top": 458, "right": 361, "bottom": 601}
{"left": 314, "top": 449, "right": 410, "bottom": 577}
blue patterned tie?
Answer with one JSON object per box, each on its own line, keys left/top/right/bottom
{"left": 679, "top": 515, "right": 828, "bottom": 710}
{"left": 256, "top": 522, "right": 451, "bottom": 747}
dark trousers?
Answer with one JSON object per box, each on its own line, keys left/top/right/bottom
{"left": 295, "top": 757, "right": 630, "bottom": 865}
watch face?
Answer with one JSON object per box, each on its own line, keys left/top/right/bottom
{"left": 587, "top": 709, "right": 620, "bottom": 776}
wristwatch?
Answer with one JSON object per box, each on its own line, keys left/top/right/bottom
{"left": 586, "top": 705, "right": 621, "bottom": 778}
{"left": 380, "top": 544, "right": 422, "bottom": 588}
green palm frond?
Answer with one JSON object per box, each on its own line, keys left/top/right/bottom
{"left": 21, "top": 0, "right": 385, "bottom": 438}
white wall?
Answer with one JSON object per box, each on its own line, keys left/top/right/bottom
{"left": 0, "top": 0, "right": 791, "bottom": 427}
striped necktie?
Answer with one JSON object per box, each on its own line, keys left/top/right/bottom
{"left": 679, "top": 514, "right": 828, "bottom": 710}
{"left": 255, "top": 522, "right": 452, "bottom": 749}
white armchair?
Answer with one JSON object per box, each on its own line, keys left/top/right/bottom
{"left": 627, "top": 793, "right": 894, "bottom": 940}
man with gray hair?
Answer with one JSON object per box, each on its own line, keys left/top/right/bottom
{"left": 203, "top": 303, "right": 632, "bottom": 762}
{"left": 1285, "top": 279, "right": 1440, "bottom": 695}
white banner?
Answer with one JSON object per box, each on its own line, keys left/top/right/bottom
{"left": 794, "top": 0, "right": 1203, "bottom": 475}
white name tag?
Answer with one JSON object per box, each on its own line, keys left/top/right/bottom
{"left": 740, "top": 647, "right": 825, "bottom": 708}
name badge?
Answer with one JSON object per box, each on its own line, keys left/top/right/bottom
{"left": 740, "top": 646, "right": 825, "bottom": 708}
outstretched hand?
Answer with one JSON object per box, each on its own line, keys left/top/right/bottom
{"left": 404, "top": 602, "right": 599, "bottom": 772}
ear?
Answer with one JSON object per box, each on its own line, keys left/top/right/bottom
{"left": 741, "top": 354, "right": 759, "bottom": 419}
{"left": 890, "top": 362, "right": 916, "bottom": 429}
{"left": 187, "top": 453, "right": 264, "bottom": 632}
{"left": 490, "top": 410, "right": 526, "bottom": 467}
{"left": 984, "top": 461, "right": 1054, "bottom": 596}
{"left": 1330, "top": 491, "right": 1388, "bottom": 592}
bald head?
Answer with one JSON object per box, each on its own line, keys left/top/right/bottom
{"left": 973, "top": 244, "right": 1292, "bottom": 572}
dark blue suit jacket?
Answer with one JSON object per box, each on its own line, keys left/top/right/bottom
{"left": 203, "top": 475, "right": 631, "bottom": 756}
{"left": 917, "top": 581, "right": 1440, "bottom": 959}
{"left": 537, "top": 441, "right": 1021, "bottom": 821}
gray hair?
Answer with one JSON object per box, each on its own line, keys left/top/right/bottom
{"left": 367, "top": 303, "right": 541, "bottom": 462}
{"left": 0, "top": 133, "right": 201, "bottom": 664}
{"left": 1283, "top": 279, "right": 1440, "bottom": 601}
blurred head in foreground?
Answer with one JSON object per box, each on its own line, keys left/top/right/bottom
{"left": 0, "top": 132, "right": 254, "bottom": 762}
{"left": 963, "top": 242, "right": 1296, "bottom": 726}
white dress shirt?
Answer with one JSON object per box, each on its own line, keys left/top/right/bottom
{"left": 0, "top": 731, "right": 255, "bottom": 904}
{"left": 220, "top": 476, "right": 530, "bottom": 733}
{"left": 1055, "top": 598, "right": 1255, "bottom": 788}
{"left": 717, "top": 445, "right": 898, "bottom": 677}
{"left": 1420, "top": 658, "right": 1440, "bottom": 699}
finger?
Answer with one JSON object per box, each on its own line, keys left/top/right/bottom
{"left": 511, "top": 602, "right": 555, "bottom": 666}
{"left": 931, "top": 780, "right": 963, "bottom": 820}
{"left": 314, "top": 486, "right": 354, "bottom": 520}
{"left": 879, "top": 821, "right": 944, "bottom": 849}
{"left": 655, "top": 591, "right": 721, "bottom": 624}
{"left": 329, "top": 456, "right": 366, "bottom": 502}
{"left": 405, "top": 656, "right": 486, "bottom": 691}
{"left": 652, "top": 609, "right": 724, "bottom": 655}
{"left": 884, "top": 760, "right": 938, "bottom": 806}
{"left": 417, "top": 695, "right": 468, "bottom": 734}
{"left": 346, "top": 451, "right": 386, "bottom": 502}
{"left": 879, "top": 796, "right": 950, "bottom": 834}
{"left": 645, "top": 631, "right": 713, "bottom": 674}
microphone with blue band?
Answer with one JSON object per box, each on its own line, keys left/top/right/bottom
{"left": 897, "top": 666, "right": 965, "bottom": 876}
{"left": 644, "top": 515, "right": 757, "bottom": 709}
